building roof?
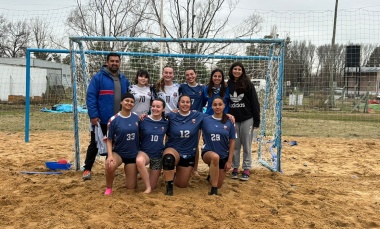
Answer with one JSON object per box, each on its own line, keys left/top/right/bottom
{"left": 0, "top": 57, "right": 69, "bottom": 70}
{"left": 346, "top": 67, "right": 380, "bottom": 73}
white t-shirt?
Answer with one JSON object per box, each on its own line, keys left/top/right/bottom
{"left": 156, "top": 84, "right": 180, "bottom": 114}
{"left": 128, "top": 85, "right": 152, "bottom": 116}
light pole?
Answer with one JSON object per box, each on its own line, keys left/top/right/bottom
{"left": 328, "top": 0, "right": 339, "bottom": 107}
{"left": 159, "top": 0, "right": 164, "bottom": 76}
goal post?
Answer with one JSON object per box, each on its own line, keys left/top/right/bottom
{"left": 69, "top": 36, "right": 285, "bottom": 172}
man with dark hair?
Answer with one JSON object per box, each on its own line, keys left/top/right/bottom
{"left": 82, "top": 52, "right": 130, "bottom": 180}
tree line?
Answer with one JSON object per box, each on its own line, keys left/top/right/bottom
{"left": 0, "top": 0, "right": 379, "bottom": 88}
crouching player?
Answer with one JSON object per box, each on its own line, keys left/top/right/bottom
{"left": 104, "top": 93, "right": 139, "bottom": 195}
{"left": 201, "top": 97, "right": 236, "bottom": 195}
{"left": 162, "top": 95, "right": 208, "bottom": 196}
{"left": 136, "top": 98, "right": 168, "bottom": 193}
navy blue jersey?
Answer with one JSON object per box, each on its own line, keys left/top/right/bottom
{"left": 201, "top": 116, "right": 236, "bottom": 159}
{"left": 165, "top": 111, "right": 208, "bottom": 158}
{"left": 203, "top": 86, "right": 230, "bottom": 115}
{"left": 107, "top": 112, "right": 139, "bottom": 159}
{"left": 179, "top": 83, "right": 205, "bottom": 112}
{"left": 139, "top": 116, "right": 169, "bottom": 158}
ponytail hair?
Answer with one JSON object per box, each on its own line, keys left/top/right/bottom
{"left": 221, "top": 112, "right": 228, "bottom": 124}
{"left": 155, "top": 78, "right": 165, "bottom": 93}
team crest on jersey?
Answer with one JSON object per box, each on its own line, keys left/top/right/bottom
{"left": 215, "top": 125, "right": 218, "bottom": 128}
{"left": 192, "top": 119, "right": 196, "bottom": 123}
{"left": 162, "top": 127, "right": 165, "bottom": 132}
{"left": 224, "top": 125, "right": 228, "bottom": 130}
{"left": 173, "top": 92, "right": 178, "bottom": 98}
{"left": 135, "top": 122, "right": 138, "bottom": 126}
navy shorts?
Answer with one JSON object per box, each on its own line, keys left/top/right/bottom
{"left": 107, "top": 154, "right": 136, "bottom": 164}
{"left": 121, "top": 157, "right": 136, "bottom": 165}
{"left": 177, "top": 156, "right": 195, "bottom": 167}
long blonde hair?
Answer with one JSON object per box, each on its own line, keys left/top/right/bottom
{"left": 155, "top": 66, "right": 173, "bottom": 93}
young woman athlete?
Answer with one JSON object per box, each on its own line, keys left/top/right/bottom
{"left": 104, "top": 93, "right": 139, "bottom": 195}
{"left": 201, "top": 97, "right": 236, "bottom": 195}
{"left": 136, "top": 98, "right": 169, "bottom": 193}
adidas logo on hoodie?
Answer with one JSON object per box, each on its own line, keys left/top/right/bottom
{"left": 229, "top": 91, "right": 245, "bottom": 108}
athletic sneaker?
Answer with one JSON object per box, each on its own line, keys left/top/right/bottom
{"left": 82, "top": 170, "right": 92, "bottom": 180}
{"left": 230, "top": 168, "right": 239, "bottom": 179}
{"left": 208, "top": 187, "right": 218, "bottom": 195}
{"left": 166, "top": 187, "right": 173, "bottom": 196}
{"left": 165, "top": 181, "right": 174, "bottom": 196}
{"left": 239, "top": 171, "right": 250, "bottom": 181}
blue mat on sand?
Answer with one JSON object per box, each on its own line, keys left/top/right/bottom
{"left": 40, "top": 104, "right": 87, "bottom": 113}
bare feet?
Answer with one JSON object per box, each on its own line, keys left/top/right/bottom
{"left": 192, "top": 170, "right": 200, "bottom": 177}
{"left": 143, "top": 187, "right": 152, "bottom": 194}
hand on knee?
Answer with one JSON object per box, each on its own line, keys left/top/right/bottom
{"left": 105, "top": 166, "right": 116, "bottom": 174}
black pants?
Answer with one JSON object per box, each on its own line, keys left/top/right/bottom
{"left": 83, "top": 123, "right": 107, "bottom": 171}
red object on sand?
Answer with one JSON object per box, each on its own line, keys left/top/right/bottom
{"left": 369, "top": 100, "right": 380, "bottom": 104}
{"left": 57, "top": 159, "right": 68, "bottom": 164}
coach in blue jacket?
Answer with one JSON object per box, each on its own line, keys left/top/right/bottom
{"left": 82, "top": 52, "right": 130, "bottom": 181}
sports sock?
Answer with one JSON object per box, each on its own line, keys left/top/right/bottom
{"left": 209, "top": 186, "right": 218, "bottom": 195}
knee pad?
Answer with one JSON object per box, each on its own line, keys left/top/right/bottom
{"left": 163, "top": 154, "right": 175, "bottom": 170}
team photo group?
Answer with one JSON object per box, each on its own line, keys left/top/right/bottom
{"left": 83, "top": 52, "right": 260, "bottom": 196}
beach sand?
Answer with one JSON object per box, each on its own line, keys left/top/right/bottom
{"left": 1, "top": 131, "right": 379, "bottom": 228}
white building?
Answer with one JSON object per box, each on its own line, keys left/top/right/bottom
{"left": 345, "top": 67, "right": 380, "bottom": 96}
{"left": 0, "top": 58, "right": 70, "bottom": 102}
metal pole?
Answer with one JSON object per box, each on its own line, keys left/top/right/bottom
{"left": 70, "top": 40, "right": 81, "bottom": 171}
{"left": 25, "top": 50, "right": 31, "bottom": 142}
{"left": 159, "top": 0, "right": 164, "bottom": 75}
{"left": 329, "top": 0, "right": 339, "bottom": 107}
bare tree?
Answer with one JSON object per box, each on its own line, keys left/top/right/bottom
{"left": 66, "top": 0, "right": 152, "bottom": 51}
{"left": 365, "top": 46, "right": 380, "bottom": 67}
{"left": 30, "top": 18, "right": 53, "bottom": 60}
{"left": 0, "top": 19, "right": 30, "bottom": 58}
{"left": 0, "top": 15, "right": 7, "bottom": 56}
{"left": 316, "top": 44, "right": 345, "bottom": 88}
{"left": 285, "top": 40, "right": 316, "bottom": 91}
{"left": 150, "top": 0, "right": 263, "bottom": 56}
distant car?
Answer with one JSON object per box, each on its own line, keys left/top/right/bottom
{"left": 322, "top": 87, "right": 346, "bottom": 103}
{"left": 323, "top": 87, "right": 345, "bottom": 96}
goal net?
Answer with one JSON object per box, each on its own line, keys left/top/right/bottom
{"left": 69, "top": 37, "right": 285, "bottom": 172}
